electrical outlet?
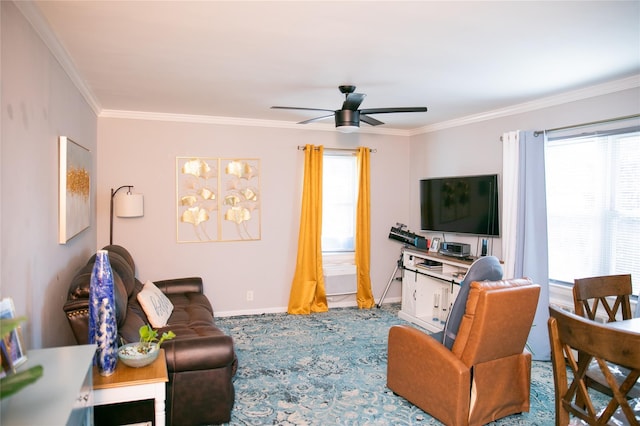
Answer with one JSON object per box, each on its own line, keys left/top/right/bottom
{"left": 246, "top": 290, "right": 254, "bottom": 301}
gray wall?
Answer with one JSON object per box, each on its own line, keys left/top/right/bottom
{"left": 97, "top": 118, "right": 410, "bottom": 315}
{"left": 1, "top": 1, "right": 98, "bottom": 349}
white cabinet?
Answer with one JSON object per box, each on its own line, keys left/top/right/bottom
{"left": 399, "top": 248, "right": 473, "bottom": 333}
{"left": 1, "top": 345, "right": 95, "bottom": 426}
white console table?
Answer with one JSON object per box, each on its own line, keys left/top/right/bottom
{"left": 399, "top": 248, "right": 475, "bottom": 333}
{"left": 0, "top": 345, "right": 95, "bottom": 426}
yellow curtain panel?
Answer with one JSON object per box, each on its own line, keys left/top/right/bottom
{"left": 287, "top": 145, "right": 328, "bottom": 314}
{"left": 356, "top": 147, "right": 375, "bottom": 308}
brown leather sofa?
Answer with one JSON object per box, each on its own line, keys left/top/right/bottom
{"left": 63, "top": 245, "right": 237, "bottom": 425}
{"left": 387, "top": 278, "right": 540, "bottom": 426}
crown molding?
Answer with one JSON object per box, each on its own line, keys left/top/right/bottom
{"left": 14, "top": 1, "right": 102, "bottom": 115}
{"left": 409, "top": 74, "right": 640, "bottom": 136}
{"left": 99, "top": 109, "right": 412, "bottom": 136}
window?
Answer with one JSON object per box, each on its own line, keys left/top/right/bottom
{"left": 545, "top": 124, "right": 640, "bottom": 296}
{"left": 322, "top": 153, "right": 357, "bottom": 252}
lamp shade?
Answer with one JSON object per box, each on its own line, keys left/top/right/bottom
{"left": 115, "top": 193, "right": 144, "bottom": 217}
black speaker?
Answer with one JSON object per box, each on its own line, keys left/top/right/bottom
{"left": 481, "top": 239, "right": 488, "bottom": 256}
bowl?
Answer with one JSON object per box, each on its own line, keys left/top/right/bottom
{"left": 117, "top": 343, "right": 159, "bottom": 368}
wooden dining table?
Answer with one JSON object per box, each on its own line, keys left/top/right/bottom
{"left": 602, "top": 316, "right": 640, "bottom": 400}
{"left": 598, "top": 316, "right": 640, "bottom": 424}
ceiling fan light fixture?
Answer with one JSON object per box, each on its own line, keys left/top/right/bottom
{"left": 337, "top": 125, "right": 359, "bottom": 133}
{"left": 271, "top": 85, "right": 428, "bottom": 130}
{"left": 335, "top": 109, "right": 360, "bottom": 132}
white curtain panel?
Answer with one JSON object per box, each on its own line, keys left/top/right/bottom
{"left": 501, "top": 130, "right": 550, "bottom": 360}
{"left": 501, "top": 131, "right": 520, "bottom": 280}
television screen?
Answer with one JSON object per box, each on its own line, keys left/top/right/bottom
{"left": 420, "top": 174, "right": 500, "bottom": 236}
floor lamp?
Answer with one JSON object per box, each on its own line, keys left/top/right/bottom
{"left": 110, "top": 185, "right": 144, "bottom": 245}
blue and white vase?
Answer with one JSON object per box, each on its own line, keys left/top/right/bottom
{"left": 88, "top": 249, "right": 118, "bottom": 376}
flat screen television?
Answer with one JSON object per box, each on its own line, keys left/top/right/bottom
{"left": 420, "top": 174, "right": 500, "bottom": 236}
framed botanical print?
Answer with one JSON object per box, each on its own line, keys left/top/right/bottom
{"left": 176, "top": 157, "right": 261, "bottom": 242}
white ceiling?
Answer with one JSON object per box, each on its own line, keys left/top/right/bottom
{"left": 27, "top": 1, "right": 640, "bottom": 133}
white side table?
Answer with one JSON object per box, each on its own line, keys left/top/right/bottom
{"left": 92, "top": 348, "right": 168, "bottom": 426}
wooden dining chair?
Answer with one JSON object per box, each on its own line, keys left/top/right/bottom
{"left": 572, "top": 274, "right": 640, "bottom": 399}
{"left": 573, "top": 274, "right": 633, "bottom": 322}
{"left": 548, "top": 305, "right": 640, "bottom": 426}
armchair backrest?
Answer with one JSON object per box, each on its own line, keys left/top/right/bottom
{"left": 452, "top": 278, "right": 540, "bottom": 367}
{"left": 442, "top": 255, "right": 503, "bottom": 349}
{"left": 64, "top": 245, "right": 142, "bottom": 343}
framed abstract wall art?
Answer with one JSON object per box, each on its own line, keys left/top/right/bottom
{"left": 58, "top": 136, "right": 91, "bottom": 244}
{"left": 176, "top": 157, "right": 261, "bottom": 242}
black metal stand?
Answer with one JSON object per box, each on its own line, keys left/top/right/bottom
{"left": 109, "top": 185, "right": 134, "bottom": 245}
{"left": 376, "top": 248, "right": 404, "bottom": 308}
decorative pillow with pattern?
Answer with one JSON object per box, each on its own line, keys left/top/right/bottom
{"left": 136, "top": 280, "right": 174, "bottom": 328}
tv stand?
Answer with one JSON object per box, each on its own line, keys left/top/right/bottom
{"left": 399, "top": 248, "right": 476, "bottom": 332}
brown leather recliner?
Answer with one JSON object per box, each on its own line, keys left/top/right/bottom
{"left": 63, "top": 245, "right": 237, "bottom": 426}
{"left": 387, "top": 278, "right": 540, "bottom": 426}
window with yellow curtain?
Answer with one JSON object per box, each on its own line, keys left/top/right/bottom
{"left": 322, "top": 153, "right": 357, "bottom": 254}
{"left": 322, "top": 150, "right": 374, "bottom": 309}
{"left": 288, "top": 146, "right": 374, "bottom": 314}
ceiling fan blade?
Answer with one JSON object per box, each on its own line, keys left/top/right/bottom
{"left": 360, "top": 107, "right": 428, "bottom": 115}
{"left": 271, "top": 106, "right": 335, "bottom": 113}
{"left": 360, "top": 114, "right": 384, "bottom": 126}
{"left": 298, "top": 114, "right": 335, "bottom": 125}
{"left": 342, "top": 93, "right": 366, "bottom": 111}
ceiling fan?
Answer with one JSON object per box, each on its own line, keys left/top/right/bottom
{"left": 271, "top": 85, "right": 428, "bottom": 133}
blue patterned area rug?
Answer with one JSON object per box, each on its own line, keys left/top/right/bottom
{"left": 216, "top": 304, "right": 556, "bottom": 425}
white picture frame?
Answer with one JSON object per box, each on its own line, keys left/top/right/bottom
{"left": 0, "top": 298, "right": 27, "bottom": 374}
{"left": 430, "top": 237, "right": 441, "bottom": 252}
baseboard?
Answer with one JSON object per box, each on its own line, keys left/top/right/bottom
{"left": 216, "top": 306, "right": 288, "bottom": 317}
{"left": 216, "top": 296, "right": 402, "bottom": 318}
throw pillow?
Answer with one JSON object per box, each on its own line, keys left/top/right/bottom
{"left": 136, "top": 280, "right": 174, "bottom": 328}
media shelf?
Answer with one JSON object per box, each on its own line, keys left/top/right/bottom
{"left": 399, "top": 248, "right": 475, "bottom": 333}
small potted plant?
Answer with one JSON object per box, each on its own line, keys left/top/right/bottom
{"left": 118, "top": 324, "right": 175, "bottom": 368}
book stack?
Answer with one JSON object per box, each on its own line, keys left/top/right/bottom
{"left": 416, "top": 260, "right": 442, "bottom": 271}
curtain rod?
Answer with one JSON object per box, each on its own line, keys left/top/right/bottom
{"left": 533, "top": 113, "right": 640, "bottom": 137}
{"left": 297, "top": 145, "right": 377, "bottom": 153}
